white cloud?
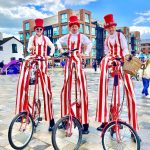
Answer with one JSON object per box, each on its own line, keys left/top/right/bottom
{"left": 0, "top": 0, "right": 96, "bottom": 39}
{"left": 136, "top": 10, "right": 150, "bottom": 16}
{"left": 133, "top": 10, "right": 150, "bottom": 25}
{"left": 0, "top": 27, "right": 20, "bottom": 39}
{"left": 0, "top": 0, "right": 66, "bottom": 39}
{"left": 130, "top": 26, "right": 150, "bottom": 39}
{"left": 64, "top": 0, "right": 97, "bottom": 5}
{"left": 0, "top": 7, "right": 49, "bottom": 19}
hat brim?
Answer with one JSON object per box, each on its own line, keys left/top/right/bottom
{"left": 34, "top": 26, "right": 44, "bottom": 30}
{"left": 69, "top": 22, "right": 80, "bottom": 28}
{"left": 104, "top": 23, "right": 117, "bottom": 29}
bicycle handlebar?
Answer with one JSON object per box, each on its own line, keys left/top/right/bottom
{"left": 111, "top": 57, "right": 124, "bottom": 67}
{"left": 58, "top": 48, "right": 78, "bottom": 58}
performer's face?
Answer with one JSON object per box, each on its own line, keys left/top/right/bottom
{"left": 70, "top": 25, "right": 79, "bottom": 34}
{"left": 107, "top": 26, "right": 116, "bottom": 35}
{"left": 35, "top": 27, "right": 43, "bottom": 37}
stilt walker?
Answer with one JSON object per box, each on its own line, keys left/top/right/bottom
{"left": 56, "top": 16, "right": 92, "bottom": 134}
{"left": 16, "top": 18, "right": 55, "bottom": 131}
{"left": 96, "top": 14, "right": 139, "bottom": 133}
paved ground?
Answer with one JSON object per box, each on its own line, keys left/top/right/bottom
{"left": 0, "top": 68, "right": 150, "bottom": 150}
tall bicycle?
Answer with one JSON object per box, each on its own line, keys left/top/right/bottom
{"left": 52, "top": 49, "right": 82, "bottom": 150}
{"left": 101, "top": 58, "right": 141, "bottom": 150}
{"left": 8, "top": 57, "right": 49, "bottom": 149}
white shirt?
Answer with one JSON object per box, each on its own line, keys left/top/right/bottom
{"left": 104, "top": 31, "right": 129, "bottom": 56}
{"left": 27, "top": 35, "right": 55, "bottom": 56}
{"left": 56, "top": 32, "right": 92, "bottom": 56}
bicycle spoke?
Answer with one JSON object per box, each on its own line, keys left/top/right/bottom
{"left": 8, "top": 113, "right": 33, "bottom": 149}
{"left": 102, "top": 122, "right": 140, "bottom": 150}
{"left": 52, "top": 116, "right": 82, "bottom": 150}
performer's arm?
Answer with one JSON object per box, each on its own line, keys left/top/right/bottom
{"left": 120, "top": 32, "right": 129, "bottom": 56}
{"left": 82, "top": 34, "right": 92, "bottom": 56}
{"left": 56, "top": 35, "right": 68, "bottom": 53}
{"left": 27, "top": 36, "right": 35, "bottom": 52}
{"left": 104, "top": 38, "right": 109, "bottom": 56}
{"left": 45, "top": 36, "right": 55, "bottom": 56}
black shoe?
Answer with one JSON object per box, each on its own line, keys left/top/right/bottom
{"left": 48, "top": 127, "right": 53, "bottom": 132}
{"left": 97, "top": 123, "right": 107, "bottom": 131}
{"left": 82, "top": 124, "right": 89, "bottom": 134}
{"left": 58, "top": 124, "right": 64, "bottom": 129}
{"left": 48, "top": 119, "right": 55, "bottom": 132}
{"left": 82, "top": 129, "right": 89, "bottom": 134}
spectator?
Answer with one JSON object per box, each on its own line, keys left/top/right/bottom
{"left": 92, "top": 59, "right": 97, "bottom": 72}
{"left": 139, "top": 56, "right": 150, "bottom": 98}
{"left": 0, "top": 60, "right": 4, "bottom": 68}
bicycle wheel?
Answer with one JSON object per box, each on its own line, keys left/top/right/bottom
{"left": 33, "top": 99, "right": 41, "bottom": 127}
{"left": 52, "top": 115, "right": 82, "bottom": 150}
{"left": 8, "top": 112, "right": 34, "bottom": 149}
{"left": 102, "top": 121, "right": 140, "bottom": 150}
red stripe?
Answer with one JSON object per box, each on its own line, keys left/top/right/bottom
{"left": 40, "top": 71, "right": 47, "bottom": 120}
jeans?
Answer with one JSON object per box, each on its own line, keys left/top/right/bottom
{"left": 142, "top": 78, "right": 150, "bottom": 96}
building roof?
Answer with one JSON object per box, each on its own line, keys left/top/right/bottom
{"left": 0, "top": 36, "right": 23, "bottom": 45}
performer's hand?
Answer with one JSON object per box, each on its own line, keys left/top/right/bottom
{"left": 127, "top": 54, "right": 133, "bottom": 61}
{"left": 47, "top": 56, "right": 51, "bottom": 60}
{"left": 60, "top": 48, "right": 65, "bottom": 54}
{"left": 77, "top": 53, "right": 85, "bottom": 59}
{"left": 29, "top": 46, "right": 35, "bottom": 51}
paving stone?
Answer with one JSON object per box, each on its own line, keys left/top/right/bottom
{"left": 0, "top": 68, "right": 150, "bottom": 150}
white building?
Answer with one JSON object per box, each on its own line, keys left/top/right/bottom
{"left": 0, "top": 34, "right": 24, "bottom": 64}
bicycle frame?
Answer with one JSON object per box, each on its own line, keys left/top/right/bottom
{"left": 59, "top": 49, "right": 81, "bottom": 136}
{"left": 21, "top": 57, "right": 47, "bottom": 127}
{"left": 101, "top": 59, "right": 126, "bottom": 142}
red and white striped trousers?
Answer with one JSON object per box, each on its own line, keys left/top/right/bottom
{"left": 16, "top": 55, "right": 54, "bottom": 121}
{"left": 96, "top": 56, "right": 139, "bottom": 131}
{"left": 61, "top": 55, "right": 88, "bottom": 124}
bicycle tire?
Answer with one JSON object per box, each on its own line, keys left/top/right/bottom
{"left": 52, "top": 115, "right": 82, "bottom": 150}
{"left": 102, "top": 121, "right": 140, "bottom": 150}
{"left": 8, "top": 112, "right": 34, "bottom": 149}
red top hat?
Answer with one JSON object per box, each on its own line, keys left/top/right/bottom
{"left": 34, "top": 18, "right": 44, "bottom": 30}
{"left": 104, "top": 14, "right": 117, "bottom": 29}
{"left": 69, "top": 16, "right": 80, "bottom": 28}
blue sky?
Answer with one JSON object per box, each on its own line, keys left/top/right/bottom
{"left": 0, "top": 0, "right": 150, "bottom": 39}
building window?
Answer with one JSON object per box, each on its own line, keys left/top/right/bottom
{"left": 92, "top": 48, "right": 96, "bottom": 56}
{"left": 32, "top": 31, "right": 35, "bottom": 35}
{"left": 53, "top": 27, "right": 59, "bottom": 36}
{"left": 79, "top": 24, "right": 84, "bottom": 33}
{"left": 26, "top": 32, "right": 30, "bottom": 40}
{"left": 25, "top": 42, "right": 28, "bottom": 49}
{"left": 86, "top": 59, "right": 90, "bottom": 65}
{"left": 62, "top": 25, "right": 68, "bottom": 35}
{"left": 0, "top": 46, "right": 3, "bottom": 51}
{"left": 20, "top": 34, "right": 24, "bottom": 41}
{"left": 85, "top": 25, "right": 90, "bottom": 34}
{"left": 54, "top": 49, "right": 60, "bottom": 57}
{"left": 44, "top": 30, "right": 47, "bottom": 36}
{"left": 92, "top": 38, "right": 96, "bottom": 46}
{"left": 85, "top": 14, "right": 90, "bottom": 23}
{"left": 53, "top": 38, "right": 59, "bottom": 44}
{"left": 92, "top": 27, "right": 96, "bottom": 35}
{"left": 12, "top": 44, "right": 17, "bottom": 53}
{"left": 25, "top": 22, "right": 30, "bottom": 30}
{"left": 61, "top": 14, "right": 68, "bottom": 23}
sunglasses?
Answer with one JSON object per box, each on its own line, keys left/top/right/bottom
{"left": 36, "top": 28, "right": 43, "bottom": 32}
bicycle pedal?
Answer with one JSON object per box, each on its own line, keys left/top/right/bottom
{"left": 38, "top": 117, "right": 42, "bottom": 121}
